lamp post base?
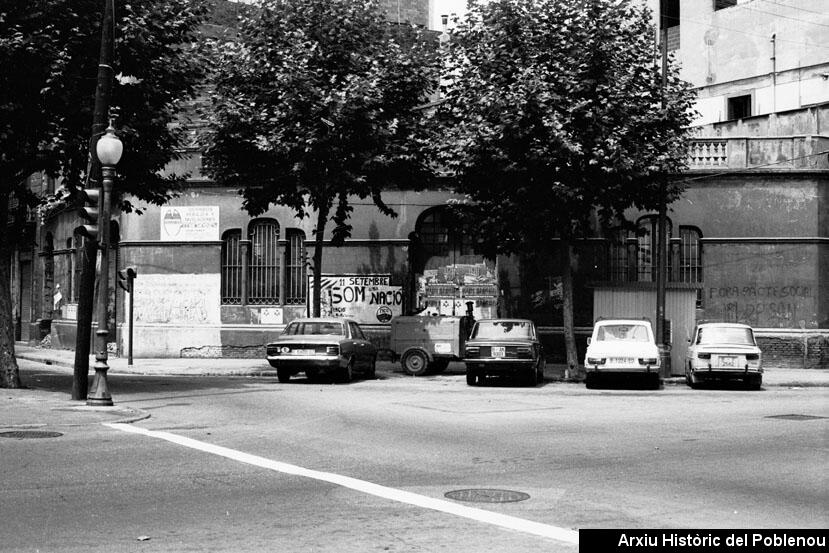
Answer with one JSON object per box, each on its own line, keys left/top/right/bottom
{"left": 86, "top": 371, "right": 113, "bottom": 406}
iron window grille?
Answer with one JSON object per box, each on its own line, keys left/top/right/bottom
{"left": 221, "top": 229, "right": 243, "bottom": 304}
{"left": 248, "top": 220, "right": 280, "bottom": 305}
{"left": 285, "top": 229, "right": 307, "bottom": 305}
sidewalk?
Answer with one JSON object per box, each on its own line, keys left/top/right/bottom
{"left": 13, "top": 342, "right": 829, "bottom": 387}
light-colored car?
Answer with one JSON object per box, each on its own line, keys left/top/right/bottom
{"left": 265, "top": 318, "right": 376, "bottom": 383}
{"left": 685, "top": 322, "right": 762, "bottom": 389}
{"left": 584, "top": 319, "right": 661, "bottom": 388}
{"left": 463, "top": 319, "right": 545, "bottom": 386}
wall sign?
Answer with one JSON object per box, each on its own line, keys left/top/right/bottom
{"left": 309, "top": 274, "right": 403, "bottom": 324}
{"left": 160, "top": 206, "right": 219, "bottom": 242}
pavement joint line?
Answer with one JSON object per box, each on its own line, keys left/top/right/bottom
{"left": 104, "top": 422, "right": 579, "bottom": 545}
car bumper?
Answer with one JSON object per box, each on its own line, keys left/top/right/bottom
{"left": 689, "top": 366, "right": 762, "bottom": 381}
{"left": 266, "top": 355, "right": 343, "bottom": 373}
{"left": 464, "top": 359, "right": 536, "bottom": 373}
{"left": 585, "top": 365, "right": 659, "bottom": 374}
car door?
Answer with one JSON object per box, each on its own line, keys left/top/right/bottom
{"left": 349, "top": 321, "right": 372, "bottom": 368}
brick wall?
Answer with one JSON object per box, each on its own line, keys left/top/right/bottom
{"left": 757, "top": 332, "right": 829, "bottom": 369}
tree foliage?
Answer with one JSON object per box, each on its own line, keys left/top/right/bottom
{"left": 433, "top": 0, "right": 696, "bottom": 377}
{"left": 203, "top": 0, "right": 440, "bottom": 314}
{"left": 0, "top": 0, "right": 210, "bottom": 387}
{"left": 435, "top": 0, "right": 696, "bottom": 252}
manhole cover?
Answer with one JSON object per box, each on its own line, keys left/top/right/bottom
{"left": 0, "top": 430, "right": 63, "bottom": 439}
{"left": 444, "top": 489, "right": 530, "bottom": 503}
{"left": 766, "top": 414, "right": 827, "bottom": 421}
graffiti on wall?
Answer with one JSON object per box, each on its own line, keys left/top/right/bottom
{"left": 709, "top": 284, "right": 815, "bottom": 327}
{"left": 133, "top": 274, "right": 220, "bottom": 325}
{"left": 310, "top": 274, "right": 403, "bottom": 324}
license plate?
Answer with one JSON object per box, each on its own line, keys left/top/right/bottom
{"left": 492, "top": 346, "right": 505, "bottom": 358}
{"left": 291, "top": 349, "right": 315, "bottom": 355}
{"left": 610, "top": 357, "right": 634, "bottom": 364}
{"left": 718, "top": 356, "right": 736, "bottom": 367}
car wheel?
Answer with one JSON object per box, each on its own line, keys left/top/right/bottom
{"left": 305, "top": 368, "right": 319, "bottom": 383}
{"left": 277, "top": 368, "right": 291, "bottom": 383}
{"left": 648, "top": 372, "right": 661, "bottom": 390}
{"left": 524, "top": 367, "right": 538, "bottom": 387}
{"left": 536, "top": 361, "right": 545, "bottom": 385}
{"left": 337, "top": 359, "right": 354, "bottom": 384}
{"left": 747, "top": 374, "right": 762, "bottom": 390}
{"left": 365, "top": 356, "right": 377, "bottom": 379}
{"left": 402, "top": 350, "right": 429, "bottom": 376}
{"left": 585, "top": 372, "right": 598, "bottom": 389}
{"left": 466, "top": 369, "right": 478, "bottom": 386}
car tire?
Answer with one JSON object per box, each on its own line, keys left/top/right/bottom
{"left": 536, "top": 360, "right": 545, "bottom": 385}
{"left": 466, "top": 369, "right": 478, "bottom": 386}
{"left": 747, "top": 374, "right": 762, "bottom": 390}
{"left": 337, "top": 359, "right": 354, "bottom": 384}
{"left": 305, "top": 368, "right": 319, "bottom": 383}
{"left": 365, "top": 356, "right": 377, "bottom": 380}
{"left": 402, "top": 350, "right": 429, "bottom": 376}
{"left": 585, "top": 372, "right": 598, "bottom": 389}
{"left": 648, "top": 372, "right": 661, "bottom": 390}
{"left": 277, "top": 368, "right": 291, "bottom": 383}
{"left": 524, "top": 368, "right": 538, "bottom": 387}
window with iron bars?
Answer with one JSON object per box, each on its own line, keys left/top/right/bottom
{"left": 284, "top": 229, "right": 307, "bottom": 305}
{"left": 248, "top": 220, "right": 280, "bottom": 305}
{"left": 221, "top": 229, "right": 243, "bottom": 304}
{"left": 679, "top": 226, "right": 703, "bottom": 307}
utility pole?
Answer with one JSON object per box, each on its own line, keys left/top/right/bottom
{"left": 73, "top": 0, "right": 115, "bottom": 400}
{"left": 656, "top": 24, "right": 669, "bottom": 376}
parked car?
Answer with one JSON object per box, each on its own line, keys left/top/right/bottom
{"left": 265, "top": 318, "right": 376, "bottom": 383}
{"left": 584, "top": 319, "right": 661, "bottom": 389}
{"left": 463, "top": 319, "right": 545, "bottom": 386}
{"left": 685, "top": 322, "right": 762, "bottom": 389}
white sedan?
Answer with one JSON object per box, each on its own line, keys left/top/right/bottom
{"left": 584, "top": 319, "right": 661, "bottom": 389}
{"left": 685, "top": 322, "right": 762, "bottom": 389}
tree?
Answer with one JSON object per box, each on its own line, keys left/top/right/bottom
{"left": 0, "top": 0, "right": 210, "bottom": 388}
{"left": 203, "top": 0, "right": 439, "bottom": 316}
{"left": 434, "top": 0, "right": 696, "bottom": 379}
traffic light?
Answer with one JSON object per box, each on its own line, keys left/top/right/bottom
{"left": 117, "top": 266, "right": 137, "bottom": 293}
{"left": 75, "top": 188, "right": 101, "bottom": 241}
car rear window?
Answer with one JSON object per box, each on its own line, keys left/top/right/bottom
{"left": 696, "top": 327, "right": 755, "bottom": 345}
{"left": 471, "top": 321, "right": 532, "bottom": 340}
{"left": 283, "top": 321, "right": 344, "bottom": 336}
{"left": 595, "top": 324, "right": 650, "bottom": 342}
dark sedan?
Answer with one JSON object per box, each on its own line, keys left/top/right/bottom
{"left": 463, "top": 319, "right": 545, "bottom": 386}
{"left": 265, "top": 318, "right": 377, "bottom": 383}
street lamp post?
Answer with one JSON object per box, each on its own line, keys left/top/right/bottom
{"left": 87, "top": 126, "right": 123, "bottom": 407}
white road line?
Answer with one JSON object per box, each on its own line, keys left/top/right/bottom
{"left": 105, "top": 422, "right": 579, "bottom": 545}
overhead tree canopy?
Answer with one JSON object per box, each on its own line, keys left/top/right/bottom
{"left": 203, "top": 0, "right": 440, "bottom": 315}
{"left": 433, "top": 0, "right": 696, "bottom": 378}
{"left": 0, "top": 0, "right": 210, "bottom": 388}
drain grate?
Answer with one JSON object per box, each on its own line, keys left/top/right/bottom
{"left": 445, "top": 489, "right": 530, "bottom": 503}
{"left": 765, "top": 414, "right": 827, "bottom": 421}
{"left": 0, "top": 430, "right": 63, "bottom": 439}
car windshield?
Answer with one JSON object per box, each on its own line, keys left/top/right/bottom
{"left": 595, "top": 324, "right": 650, "bottom": 342}
{"left": 471, "top": 321, "right": 532, "bottom": 340}
{"left": 283, "top": 321, "right": 344, "bottom": 336}
{"left": 697, "top": 326, "right": 755, "bottom": 345}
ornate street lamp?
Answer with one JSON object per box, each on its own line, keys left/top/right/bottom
{"left": 87, "top": 126, "right": 123, "bottom": 406}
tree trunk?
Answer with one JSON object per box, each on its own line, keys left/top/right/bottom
{"left": 560, "top": 236, "right": 582, "bottom": 381}
{"left": 0, "top": 192, "right": 22, "bottom": 388}
{"left": 311, "top": 202, "right": 330, "bottom": 317}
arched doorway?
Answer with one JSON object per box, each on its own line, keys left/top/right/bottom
{"left": 409, "top": 207, "right": 498, "bottom": 318}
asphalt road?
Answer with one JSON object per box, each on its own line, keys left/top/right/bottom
{"left": 3, "top": 361, "right": 827, "bottom": 552}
